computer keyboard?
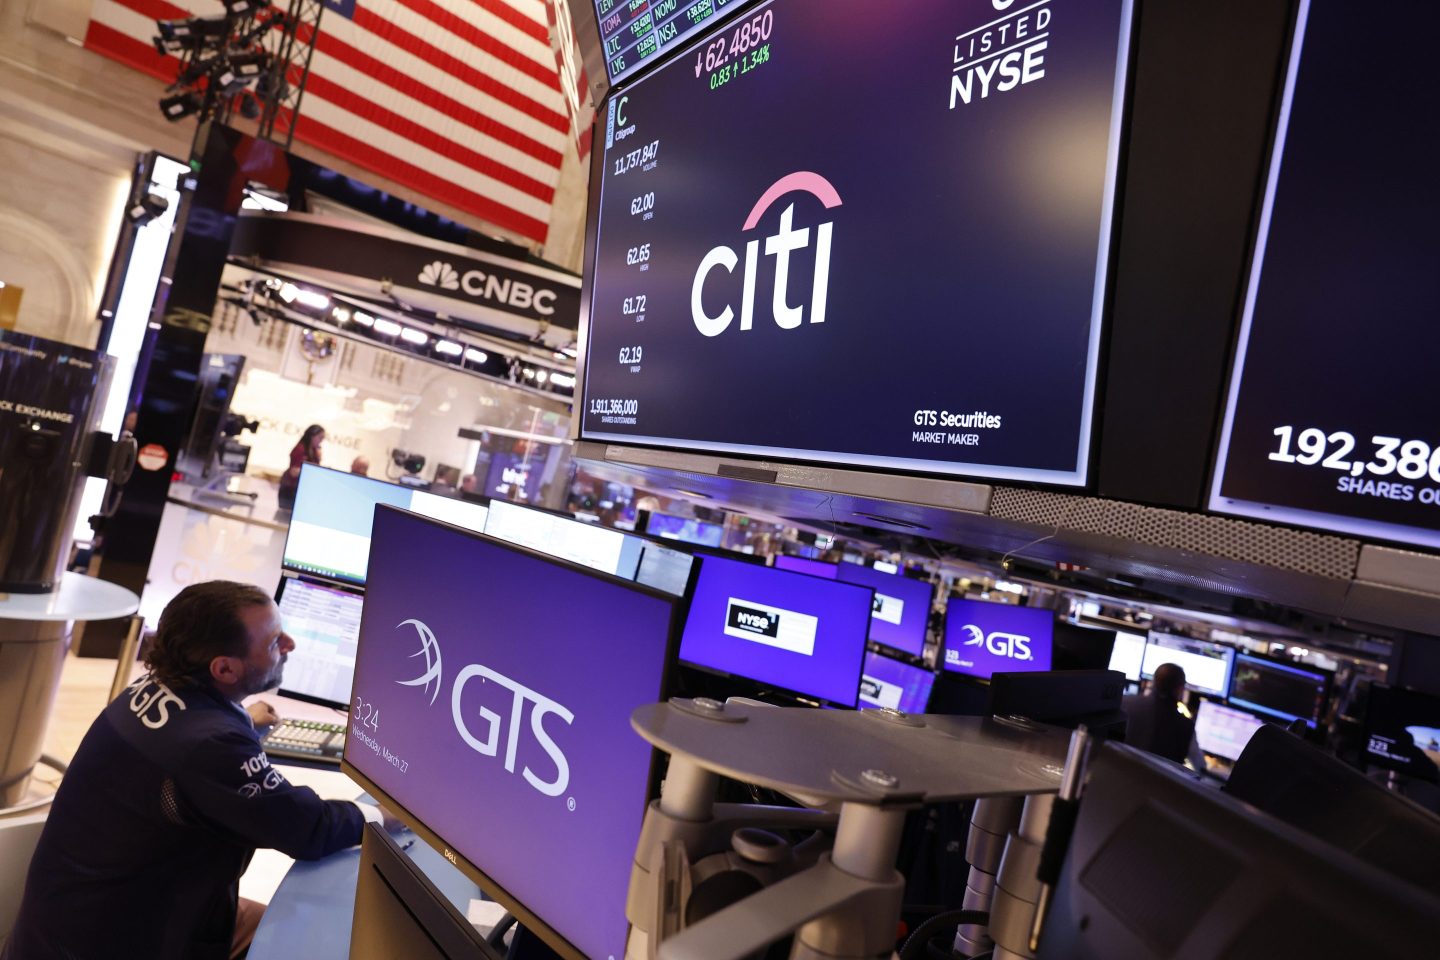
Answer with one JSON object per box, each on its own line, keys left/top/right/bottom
{"left": 261, "top": 718, "right": 346, "bottom": 764}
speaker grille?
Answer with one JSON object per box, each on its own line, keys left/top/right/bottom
{"left": 989, "top": 488, "right": 1361, "bottom": 580}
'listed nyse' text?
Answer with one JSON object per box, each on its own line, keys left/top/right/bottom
{"left": 950, "top": 3, "right": 1051, "bottom": 108}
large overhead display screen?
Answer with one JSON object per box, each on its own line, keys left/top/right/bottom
{"left": 1210, "top": 0, "right": 1440, "bottom": 550}
{"left": 581, "top": 0, "right": 1133, "bottom": 486}
{"left": 595, "top": 0, "right": 757, "bottom": 87}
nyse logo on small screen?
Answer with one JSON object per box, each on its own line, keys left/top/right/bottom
{"left": 395, "top": 619, "right": 575, "bottom": 798}
{"left": 723, "top": 598, "right": 819, "bottom": 657}
{"left": 691, "top": 172, "right": 842, "bottom": 337}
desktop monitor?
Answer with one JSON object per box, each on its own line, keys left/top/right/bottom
{"left": 1106, "top": 630, "right": 1147, "bottom": 682}
{"left": 1227, "top": 652, "right": 1331, "bottom": 728}
{"left": 275, "top": 576, "right": 365, "bottom": 709}
{"left": 678, "top": 556, "right": 873, "bottom": 707}
{"left": 1224, "top": 723, "right": 1440, "bottom": 898}
{"left": 773, "top": 555, "right": 839, "bottom": 579}
{"left": 834, "top": 563, "right": 935, "bottom": 658}
{"left": 483, "top": 499, "right": 642, "bottom": 579}
{"left": 344, "top": 506, "right": 684, "bottom": 960}
{"left": 942, "top": 600, "right": 1054, "bottom": 680}
{"left": 1052, "top": 622, "right": 1117, "bottom": 672}
{"left": 858, "top": 652, "right": 935, "bottom": 714}
{"left": 1193, "top": 700, "right": 1267, "bottom": 763}
{"left": 643, "top": 512, "right": 724, "bottom": 548}
{"left": 1038, "top": 742, "right": 1440, "bottom": 959}
{"left": 1363, "top": 684, "right": 1440, "bottom": 784}
{"left": 1141, "top": 633, "right": 1235, "bottom": 699}
{"left": 283, "top": 464, "right": 489, "bottom": 585}
{"left": 632, "top": 541, "right": 697, "bottom": 596}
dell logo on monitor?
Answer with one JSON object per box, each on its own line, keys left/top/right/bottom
{"left": 691, "top": 172, "right": 842, "bottom": 338}
{"left": 957, "top": 624, "right": 1034, "bottom": 661}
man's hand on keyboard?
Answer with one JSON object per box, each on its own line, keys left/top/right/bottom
{"left": 246, "top": 700, "right": 280, "bottom": 729}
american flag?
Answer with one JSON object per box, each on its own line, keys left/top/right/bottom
{"left": 85, "top": 0, "right": 572, "bottom": 245}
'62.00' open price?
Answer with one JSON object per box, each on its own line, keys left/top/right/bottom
{"left": 1270, "top": 427, "right": 1440, "bottom": 483}
{"left": 590, "top": 398, "right": 639, "bottom": 417}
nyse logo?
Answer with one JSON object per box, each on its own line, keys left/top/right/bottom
{"left": 723, "top": 598, "right": 818, "bottom": 656}
{"left": 416, "top": 260, "right": 558, "bottom": 316}
{"left": 955, "top": 624, "right": 1033, "bottom": 661}
{"left": 691, "top": 172, "right": 841, "bottom": 337}
{"left": 395, "top": 620, "right": 574, "bottom": 799}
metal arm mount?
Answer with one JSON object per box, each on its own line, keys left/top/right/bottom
{"left": 626, "top": 699, "right": 1073, "bottom": 960}
{"left": 956, "top": 726, "right": 1094, "bottom": 960}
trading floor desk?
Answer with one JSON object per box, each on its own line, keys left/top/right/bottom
{"left": 247, "top": 766, "right": 484, "bottom": 960}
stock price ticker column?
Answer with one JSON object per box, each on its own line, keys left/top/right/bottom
{"left": 581, "top": 0, "right": 1134, "bottom": 486}
{"left": 594, "top": 0, "right": 755, "bottom": 85}
{"left": 1210, "top": 0, "right": 1440, "bottom": 550}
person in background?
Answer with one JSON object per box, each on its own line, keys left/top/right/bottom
{"left": 1122, "top": 662, "right": 1196, "bottom": 763}
{"left": 350, "top": 455, "right": 370, "bottom": 477}
{"left": 277, "top": 424, "right": 325, "bottom": 508}
{"left": 3, "top": 581, "right": 384, "bottom": 960}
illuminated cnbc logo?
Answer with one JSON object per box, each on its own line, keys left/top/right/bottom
{"left": 691, "top": 171, "right": 842, "bottom": 337}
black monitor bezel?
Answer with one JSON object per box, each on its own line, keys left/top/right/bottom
{"left": 341, "top": 506, "right": 692, "bottom": 960}
{"left": 273, "top": 571, "right": 366, "bottom": 711}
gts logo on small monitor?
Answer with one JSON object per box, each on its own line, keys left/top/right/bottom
{"left": 956, "top": 624, "right": 1034, "bottom": 661}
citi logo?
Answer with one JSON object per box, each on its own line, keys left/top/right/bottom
{"left": 691, "top": 171, "right": 841, "bottom": 337}
{"left": 956, "top": 624, "right": 1033, "bottom": 661}
{"left": 395, "top": 620, "right": 574, "bottom": 798}
{"left": 418, "top": 261, "right": 460, "bottom": 290}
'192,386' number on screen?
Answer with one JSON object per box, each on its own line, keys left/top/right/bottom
{"left": 1270, "top": 426, "right": 1440, "bottom": 483}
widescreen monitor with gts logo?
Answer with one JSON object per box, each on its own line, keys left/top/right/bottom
{"left": 344, "top": 506, "right": 685, "bottom": 960}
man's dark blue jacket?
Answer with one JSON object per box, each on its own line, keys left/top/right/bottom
{"left": 5, "top": 677, "right": 364, "bottom": 959}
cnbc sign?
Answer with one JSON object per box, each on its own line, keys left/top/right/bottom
{"left": 418, "top": 260, "right": 560, "bottom": 318}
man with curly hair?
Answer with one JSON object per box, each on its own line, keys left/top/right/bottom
{"left": 5, "top": 580, "right": 381, "bottom": 959}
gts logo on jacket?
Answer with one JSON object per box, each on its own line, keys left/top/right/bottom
{"left": 127, "top": 679, "right": 187, "bottom": 729}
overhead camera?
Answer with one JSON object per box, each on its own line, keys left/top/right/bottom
{"left": 391, "top": 449, "right": 426, "bottom": 475}
{"left": 126, "top": 190, "right": 170, "bottom": 226}
{"left": 221, "top": 412, "right": 260, "bottom": 438}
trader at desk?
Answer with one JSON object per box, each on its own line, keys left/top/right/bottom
{"left": 4, "top": 581, "right": 386, "bottom": 960}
